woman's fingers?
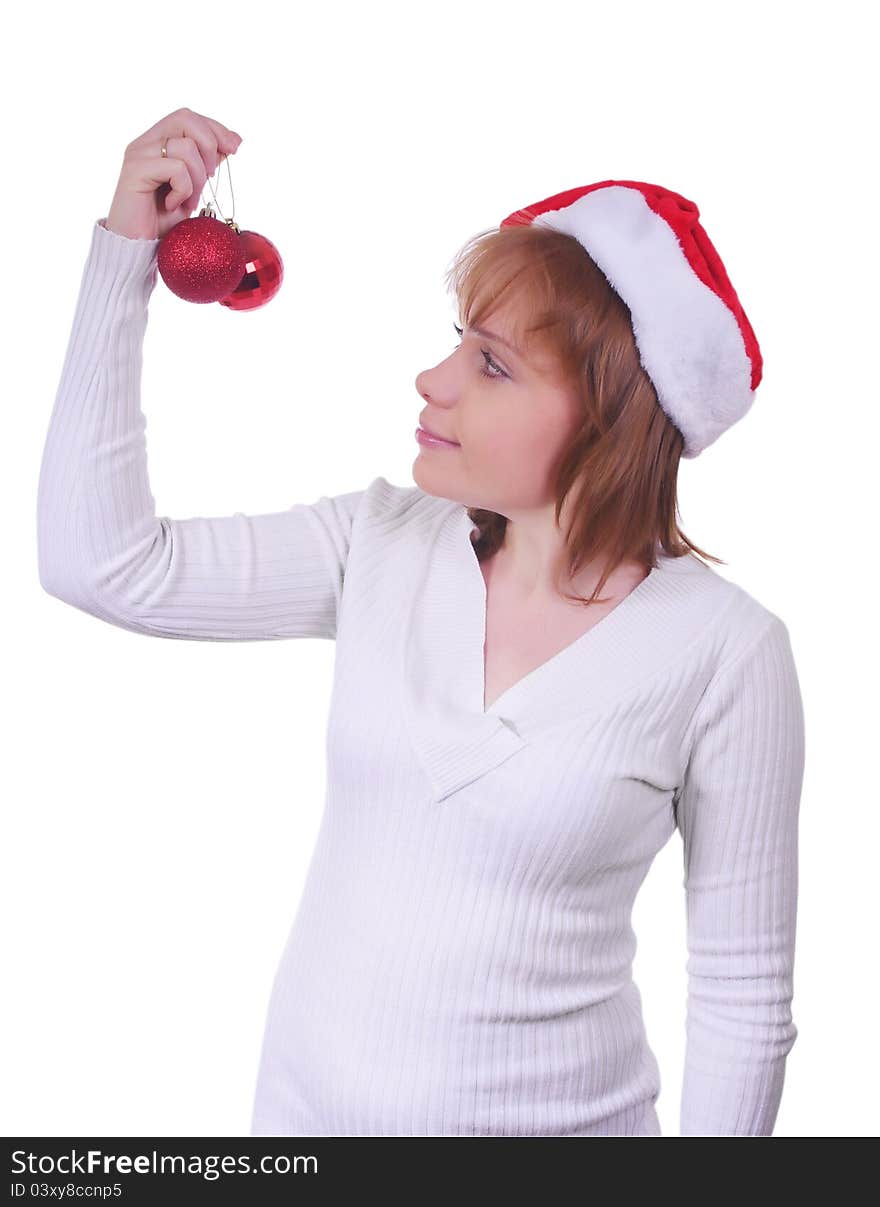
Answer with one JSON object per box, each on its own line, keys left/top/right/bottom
{"left": 109, "top": 108, "right": 244, "bottom": 240}
{"left": 137, "top": 106, "right": 242, "bottom": 176}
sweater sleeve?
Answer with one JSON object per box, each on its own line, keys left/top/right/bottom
{"left": 673, "top": 615, "right": 806, "bottom": 1136}
{"left": 37, "top": 218, "right": 363, "bottom": 642}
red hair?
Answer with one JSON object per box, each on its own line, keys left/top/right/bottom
{"left": 443, "top": 222, "right": 724, "bottom": 608}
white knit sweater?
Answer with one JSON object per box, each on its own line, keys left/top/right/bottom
{"left": 37, "top": 217, "right": 806, "bottom": 1137}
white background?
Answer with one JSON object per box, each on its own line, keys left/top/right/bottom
{"left": 3, "top": 0, "right": 876, "bottom": 1139}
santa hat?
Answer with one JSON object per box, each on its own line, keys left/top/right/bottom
{"left": 500, "top": 180, "right": 762, "bottom": 459}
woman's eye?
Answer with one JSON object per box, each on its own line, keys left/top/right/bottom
{"left": 452, "top": 323, "right": 507, "bottom": 381}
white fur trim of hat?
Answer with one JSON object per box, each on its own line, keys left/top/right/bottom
{"left": 501, "top": 179, "right": 763, "bottom": 459}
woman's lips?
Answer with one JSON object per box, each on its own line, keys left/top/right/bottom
{"left": 415, "top": 426, "right": 461, "bottom": 449}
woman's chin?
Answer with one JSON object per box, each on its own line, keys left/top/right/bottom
{"left": 412, "top": 456, "right": 458, "bottom": 496}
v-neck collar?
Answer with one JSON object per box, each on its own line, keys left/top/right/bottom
{"left": 400, "top": 498, "right": 710, "bottom": 803}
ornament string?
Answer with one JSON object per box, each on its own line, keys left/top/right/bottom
{"left": 200, "top": 152, "right": 236, "bottom": 225}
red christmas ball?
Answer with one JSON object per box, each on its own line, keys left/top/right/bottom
{"left": 218, "top": 230, "right": 284, "bottom": 312}
{"left": 157, "top": 215, "right": 247, "bottom": 304}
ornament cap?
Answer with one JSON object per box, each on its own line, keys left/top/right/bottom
{"left": 197, "top": 202, "right": 241, "bottom": 235}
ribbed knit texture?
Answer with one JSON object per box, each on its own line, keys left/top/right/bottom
{"left": 37, "top": 217, "right": 806, "bottom": 1137}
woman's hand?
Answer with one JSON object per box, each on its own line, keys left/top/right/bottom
{"left": 105, "top": 106, "right": 243, "bottom": 242}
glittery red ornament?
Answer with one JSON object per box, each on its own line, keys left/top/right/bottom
{"left": 157, "top": 214, "right": 247, "bottom": 304}
{"left": 218, "top": 230, "right": 284, "bottom": 312}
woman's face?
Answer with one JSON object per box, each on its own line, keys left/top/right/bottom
{"left": 413, "top": 299, "right": 583, "bottom": 514}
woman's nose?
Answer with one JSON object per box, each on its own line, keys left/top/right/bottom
{"left": 416, "top": 354, "right": 454, "bottom": 398}
{"left": 415, "top": 365, "right": 440, "bottom": 398}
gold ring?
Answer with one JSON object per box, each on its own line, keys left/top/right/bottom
{"left": 161, "top": 136, "right": 169, "bottom": 158}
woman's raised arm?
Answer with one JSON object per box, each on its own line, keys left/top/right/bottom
{"left": 37, "top": 214, "right": 363, "bottom": 642}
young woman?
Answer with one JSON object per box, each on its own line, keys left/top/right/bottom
{"left": 37, "top": 107, "right": 805, "bottom": 1137}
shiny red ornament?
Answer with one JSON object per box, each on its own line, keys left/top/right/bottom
{"left": 157, "top": 214, "right": 247, "bottom": 304}
{"left": 217, "top": 230, "right": 284, "bottom": 311}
